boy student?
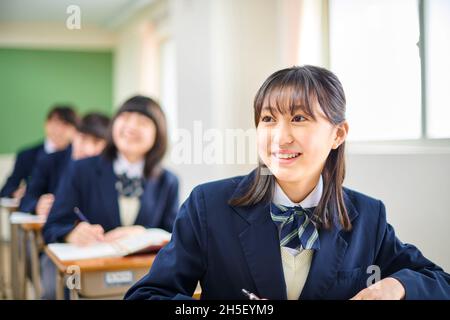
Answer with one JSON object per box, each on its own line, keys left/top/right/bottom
{"left": 0, "top": 106, "right": 78, "bottom": 199}
{"left": 19, "top": 112, "right": 110, "bottom": 216}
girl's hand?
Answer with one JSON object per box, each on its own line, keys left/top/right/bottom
{"left": 350, "top": 277, "right": 405, "bottom": 300}
{"left": 65, "top": 221, "right": 105, "bottom": 246}
{"left": 12, "top": 185, "right": 26, "bottom": 200}
{"left": 104, "top": 225, "right": 146, "bottom": 242}
{"left": 36, "top": 193, "right": 55, "bottom": 217}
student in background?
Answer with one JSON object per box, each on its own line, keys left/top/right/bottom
{"left": 125, "top": 66, "right": 450, "bottom": 300}
{"left": 19, "top": 113, "right": 110, "bottom": 216}
{"left": 43, "top": 95, "right": 179, "bottom": 246}
{"left": 0, "top": 106, "right": 78, "bottom": 199}
{"left": 39, "top": 96, "right": 179, "bottom": 299}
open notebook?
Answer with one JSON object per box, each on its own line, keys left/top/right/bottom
{"left": 47, "top": 228, "right": 171, "bottom": 261}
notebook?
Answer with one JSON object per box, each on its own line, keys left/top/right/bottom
{"left": 47, "top": 228, "right": 171, "bottom": 261}
{"left": 9, "top": 212, "right": 47, "bottom": 224}
{"left": 0, "top": 197, "right": 19, "bottom": 208}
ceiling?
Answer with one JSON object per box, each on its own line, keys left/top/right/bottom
{"left": 0, "top": 0, "right": 154, "bottom": 28}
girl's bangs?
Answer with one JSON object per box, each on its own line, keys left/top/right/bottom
{"left": 259, "top": 80, "right": 318, "bottom": 121}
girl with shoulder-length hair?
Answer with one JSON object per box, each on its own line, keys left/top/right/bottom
{"left": 125, "top": 66, "right": 449, "bottom": 300}
{"left": 229, "top": 64, "right": 350, "bottom": 232}
{"left": 44, "top": 95, "right": 179, "bottom": 246}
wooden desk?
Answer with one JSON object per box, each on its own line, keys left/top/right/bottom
{"left": 19, "top": 222, "right": 45, "bottom": 299}
{"left": 44, "top": 247, "right": 203, "bottom": 300}
{"left": 0, "top": 199, "right": 19, "bottom": 299}
{"left": 8, "top": 212, "right": 46, "bottom": 300}
{"left": 45, "top": 247, "right": 157, "bottom": 300}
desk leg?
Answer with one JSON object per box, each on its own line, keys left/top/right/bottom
{"left": 69, "top": 288, "right": 79, "bottom": 300}
{"left": 28, "top": 230, "right": 41, "bottom": 299}
{"left": 56, "top": 270, "right": 65, "bottom": 300}
{"left": 17, "top": 226, "right": 27, "bottom": 299}
{"left": 0, "top": 209, "right": 6, "bottom": 299}
{"left": 10, "top": 223, "right": 20, "bottom": 299}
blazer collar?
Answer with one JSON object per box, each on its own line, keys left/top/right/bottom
{"left": 299, "top": 190, "right": 359, "bottom": 299}
{"left": 96, "top": 156, "right": 121, "bottom": 227}
{"left": 229, "top": 170, "right": 360, "bottom": 300}
{"left": 95, "top": 156, "right": 162, "bottom": 227}
{"left": 134, "top": 177, "right": 159, "bottom": 226}
{"left": 229, "top": 171, "right": 359, "bottom": 225}
{"left": 229, "top": 171, "right": 285, "bottom": 299}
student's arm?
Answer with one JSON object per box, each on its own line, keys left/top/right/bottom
{"left": 42, "top": 165, "right": 80, "bottom": 244}
{"left": 0, "top": 151, "right": 29, "bottom": 198}
{"left": 19, "top": 157, "right": 51, "bottom": 213}
{"left": 373, "top": 201, "right": 450, "bottom": 299}
{"left": 160, "top": 174, "right": 180, "bottom": 233}
{"left": 124, "top": 186, "right": 207, "bottom": 300}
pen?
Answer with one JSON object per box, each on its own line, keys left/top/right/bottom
{"left": 74, "top": 207, "right": 89, "bottom": 223}
{"left": 241, "top": 288, "right": 261, "bottom": 300}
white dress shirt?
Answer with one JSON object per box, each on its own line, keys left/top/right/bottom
{"left": 44, "top": 139, "right": 57, "bottom": 154}
{"left": 272, "top": 175, "right": 323, "bottom": 300}
{"left": 113, "top": 153, "right": 145, "bottom": 226}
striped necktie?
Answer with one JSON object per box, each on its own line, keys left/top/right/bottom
{"left": 115, "top": 173, "right": 145, "bottom": 197}
{"left": 270, "top": 203, "right": 320, "bottom": 251}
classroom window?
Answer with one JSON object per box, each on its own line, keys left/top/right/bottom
{"left": 329, "top": 0, "right": 421, "bottom": 141}
{"left": 425, "top": 0, "right": 450, "bottom": 138}
{"left": 328, "top": 0, "right": 450, "bottom": 142}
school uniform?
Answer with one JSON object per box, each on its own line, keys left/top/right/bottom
{"left": 271, "top": 176, "right": 323, "bottom": 299}
{"left": 42, "top": 154, "right": 180, "bottom": 244}
{"left": 38, "top": 154, "right": 179, "bottom": 299}
{"left": 19, "top": 145, "right": 72, "bottom": 213}
{"left": 0, "top": 141, "right": 52, "bottom": 197}
{"left": 124, "top": 170, "right": 450, "bottom": 300}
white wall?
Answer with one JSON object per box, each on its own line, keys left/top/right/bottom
{"left": 163, "top": 0, "right": 296, "bottom": 201}
{"left": 113, "top": 0, "right": 305, "bottom": 200}
{"left": 113, "top": 1, "right": 168, "bottom": 106}
{"left": 345, "top": 150, "right": 450, "bottom": 272}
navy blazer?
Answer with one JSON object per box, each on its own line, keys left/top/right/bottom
{"left": 19, "top": 146, "right": 72, "bottom": 213}
{"left": 125, "top": 171, "right": 450, "bottom": 300}
{"left": 42, "top": 155, "right": 180, "bottom": 244}
{"left": 0, "top": 142, "right": 45, "bottom": 198}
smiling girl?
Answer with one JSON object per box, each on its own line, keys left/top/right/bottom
{"left": 40, "top": 96, "right": 180, "bottom": 299}
{"left": 43, "top": 96, "right": 179, "bottom": 245}
{"left": 125, "top": 66, "right": 449, "bottom": 300}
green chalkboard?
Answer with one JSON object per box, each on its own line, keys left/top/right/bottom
{"left": 0, "top": 47, "right": 113, "bottom": 154}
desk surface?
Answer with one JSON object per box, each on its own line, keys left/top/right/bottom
{"left": 44, "top": 246, "right": 156, "bottom": 273}
{"left": 0, "top": 197, "right": 19, "bottom": 209}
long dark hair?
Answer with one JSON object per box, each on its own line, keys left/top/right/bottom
{"left": 103, "top": 95, "right": 168, "bottom": 179}
{"left": 229, "top": 65, "right": 351, "bottom": 231}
